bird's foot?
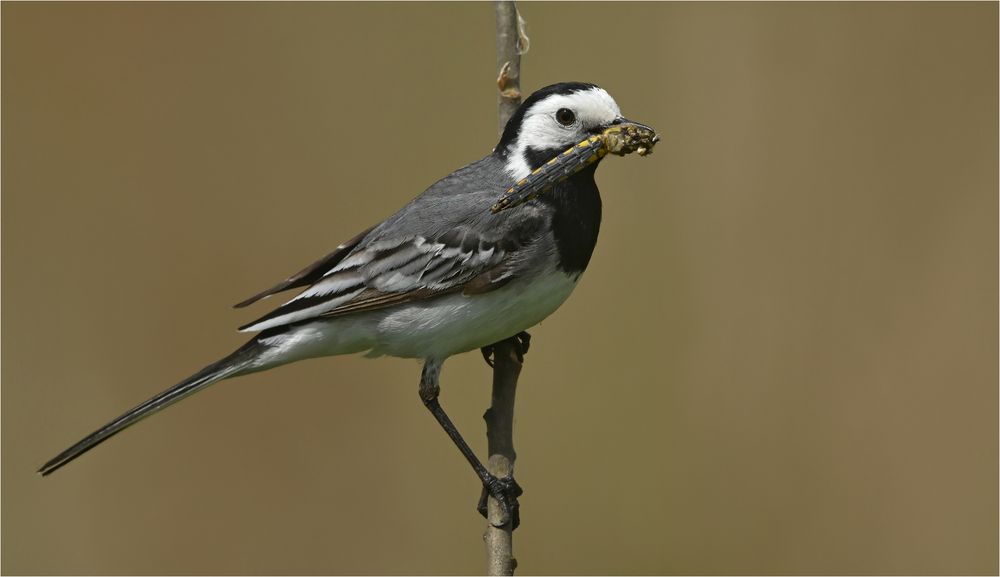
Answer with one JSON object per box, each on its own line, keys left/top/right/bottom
{"left": 513, "top": 331, "right": 531, "bottom": 361}
{"left": 477, "top": 473, "right": 523, "bottom": 530}
{"left": 480, "top": 331, "right": 532, "bottom": 368}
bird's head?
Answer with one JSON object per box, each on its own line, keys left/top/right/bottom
{"left": 492, "top": 82, "right": 659, "bottom": 212}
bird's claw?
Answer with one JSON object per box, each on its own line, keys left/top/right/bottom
{"left": 513, "top": 331, "right": 531, "bottom": 361}
{"left": 480, "top": 346, "right": 495, "bottom": 368}
{"left": 480, "top": 331, "right": 532, "bottom": 368}
{"left": 477, "top": 474, "right": 523, "bottom": 530}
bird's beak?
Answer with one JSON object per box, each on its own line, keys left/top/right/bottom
{"left": 491, "top": 118, "right": 660, "bottom": 213}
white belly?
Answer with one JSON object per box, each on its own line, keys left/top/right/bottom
{"left": 371, "top": 271, "right": 579, "bottom": 358}
{"left": 249, "top": 271, "right": 580, "bottom": 368}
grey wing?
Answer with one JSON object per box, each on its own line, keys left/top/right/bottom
{"left": 237, "top": 225, "right": 535, "bottom": 333}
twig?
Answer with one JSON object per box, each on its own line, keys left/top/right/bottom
{"left": 483, "top": 340, "right": 521, "bottom": 576}
{"left": 485, "top": 3, "right": 526, "bottom": 575}
{"left": 495, "top": 1, "right": 524, "bottom": 135}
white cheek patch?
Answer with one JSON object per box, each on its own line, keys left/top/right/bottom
{"left": 503, "top": 86, "right": 622, "bottom": 180}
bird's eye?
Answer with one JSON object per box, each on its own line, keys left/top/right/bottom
{"left": 556, "top": 108, "right": 576, "bottom": 126}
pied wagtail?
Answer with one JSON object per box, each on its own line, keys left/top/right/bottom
{"left": 39, "top": 82, "right": 659, "bottom": 527}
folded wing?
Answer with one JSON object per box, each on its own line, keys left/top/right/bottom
{"left": 238, "top": 225, "right": 532, "bottom": 333}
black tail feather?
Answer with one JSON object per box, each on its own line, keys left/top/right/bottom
{"left": 38, "top": 337, "right": 263, "bottom": 476}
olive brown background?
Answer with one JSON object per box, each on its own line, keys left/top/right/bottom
{"left": 2, "top": 2, "right": 997, "bottom": 575}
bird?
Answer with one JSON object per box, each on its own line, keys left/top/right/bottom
{"left": 38, "top": 81, "right": 659, "bottom": 528}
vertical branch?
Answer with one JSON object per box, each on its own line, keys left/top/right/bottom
{"left": 483, "top": 341, "right": 521, "bottom": 576}
{"left": 495, "top": 0, "right": 524, "bottom": 134}
{"left": 485, "top": 2, "right": 526, "bottom": 576}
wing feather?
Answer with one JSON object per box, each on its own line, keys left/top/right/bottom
{"left": 238, "top": 227, "right": 522, "bottom": 333}
{"left": 233, "top": 226, "right": 375, "bottom": 308}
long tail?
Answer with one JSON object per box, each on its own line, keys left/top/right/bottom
{"left": 38, "top": 336, "right": 266, "bottom": 476}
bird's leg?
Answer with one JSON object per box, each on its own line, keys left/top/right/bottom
{"left": 480, "top": 330, "right": 532, "bottom": 367}
{"left": 419, "top": 359, "right": 522, "bottom": 529}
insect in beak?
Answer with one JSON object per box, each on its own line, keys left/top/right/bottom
{"left": 492, "top": 120, "right": 660, "bottom": 213}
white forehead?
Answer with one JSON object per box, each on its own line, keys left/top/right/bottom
{"left": 525, "top": 86, "right": 621, "bottom": 126}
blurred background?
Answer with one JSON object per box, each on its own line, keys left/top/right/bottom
{"left": 3, "top": 2, "right": 997, "bottom": 575}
